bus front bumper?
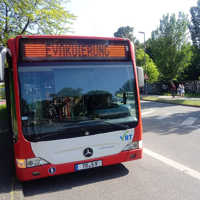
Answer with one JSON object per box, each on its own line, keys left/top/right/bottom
{"left": 16, "top": 148, "right": 142, "bottom": 181}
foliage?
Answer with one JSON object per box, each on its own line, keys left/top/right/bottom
{"left": 190, "top": 0, "right": 200, "bottom": 48}
{"left": 0, "top": 0, "right": 76, "bottom": 45}
{"left": 186, "top": 1, "right": 200, "bottom": 81}
{"left": 136, "top": 48, "right": 159, "bottom": 83}
{"left": 114, "top": 26, "right": 136, "bottom": 42}
{"left": 0, "top": 84, "right": 5, "bottom": 99}
{"left": 178, "top": 46, "right": 200, "bottom": 81}
{"left": 114, "top": 26, "right": 159, "bottom": 83}
{"left": 147, "top": 13, "right": 192, "bottom": 82}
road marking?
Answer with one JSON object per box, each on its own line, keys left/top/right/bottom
{"left": 142, "top": 109, "right": 154, "bottom": 116}
{"left": 144, "top": 148, "right": 200, "bottom": 181}
{"left": 181, "top": 117, "right": 196, "bottom": 126}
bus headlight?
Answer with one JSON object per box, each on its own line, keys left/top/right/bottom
{"left": 16, "top": 158, "right": 49, "bottom": 168}
{"left": 27, "top": 158, "right": 49, "bottom": 168}
{"left": 122, "top": 141, "right": 143, "bottom": 151}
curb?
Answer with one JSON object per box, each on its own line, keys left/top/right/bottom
{"left": 11, "top": 178, "right": 24, "bottom": 200}
{"left": 141, "top": 98, "right": 200, "bottom": 108}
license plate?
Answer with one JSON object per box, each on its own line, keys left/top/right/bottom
{"left": 75, "top": 160, "right": 102, "bottom": 171}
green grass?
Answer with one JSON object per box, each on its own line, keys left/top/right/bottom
{"left": 162, "top": 93, "right": 172, "bottom": 96}
{"left": 163, "top": 92, "right": 200, "bottom": 98}
{"left": 0, "top": 84, "right": 4, "bottom": 88}
{"left": 0, "top": 85, "right": 5, "bottom": 99}
{"left": 184, "top": 93, "right": 200, "bottom": 98}
{"left": 0, "top": 105, "right": 8, "bottom": 121}
{"left": 142, "top": 96, "right": 200, "bottom": 107}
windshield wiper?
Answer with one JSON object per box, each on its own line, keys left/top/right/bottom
{"left": 91, "top": 119, "right": 130, "bottom": 130}
{"left": 70, "top": 117, "right": 130, "bottom": 130}
{"left": 28, "top": 119, "right": 99, "bottom": 141}
{"left": 30, "top": 130, "right": 68, "bottom": 142}
{"left": 28, "top": 119, "right": 130, "bottom": 142}
{"left": 29, "top": 123, "right": 81, "bottom": 142}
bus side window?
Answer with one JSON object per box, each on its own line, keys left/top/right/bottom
{"left": 5, "top": 57, "right": 18, "bottom": 142}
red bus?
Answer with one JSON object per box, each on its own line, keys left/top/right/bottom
{"left": 0, "top": 35, "right": 143, "bottom": 181}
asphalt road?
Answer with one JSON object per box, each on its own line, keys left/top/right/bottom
{"left": 0, "top": 130, "right": 14, "bottom": 200}
{"left": 21, "top": 101, "right": 200, "bottom": 200}
{"left": 142, "top": 101, "right": 200, "bottom": 172}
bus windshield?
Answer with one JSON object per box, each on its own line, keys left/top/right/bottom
{"left": 18, "top": 62, "right": 138, "bottom": 141}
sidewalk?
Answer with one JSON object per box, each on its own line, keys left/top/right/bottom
{"left": 144, "top": 95, "right": 200, "bottom": 101}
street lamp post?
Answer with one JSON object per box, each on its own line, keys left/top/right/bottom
{"left": 138, "top": 31, "right": 147, "bottom": 94}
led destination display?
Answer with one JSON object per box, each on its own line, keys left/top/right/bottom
{"left": 20, "top": 38, "right": 130, "bottom": 61}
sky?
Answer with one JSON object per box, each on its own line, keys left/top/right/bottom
{"left": 68, "top": 0, "right": 197, "bottom": 42}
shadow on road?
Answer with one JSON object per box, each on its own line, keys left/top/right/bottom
{"left": 142, "top": 101, "right": 200, "bottom": 135}
{"left": 0, "top": 131, "right": 14, "bottom": 196}
{"left": 23, "top": 163, "right": 129, "bottom": 197}
{"left": 0, "top": 103, "right": 15, "bottom": 199}
{"left": 141, "top": 100, "right": 179, "bottom": 110}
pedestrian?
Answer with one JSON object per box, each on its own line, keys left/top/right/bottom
{"left": 171, "top": 82, "right": 176, "bottom": 98}
{"left": 123, "top": 92, "right": 127, "bottom": 104}
{"left": 180, "top": 83, "right": 185, "bottom": 97}
{"left": 177, "top": 84, "right": 181, "bottom": 96}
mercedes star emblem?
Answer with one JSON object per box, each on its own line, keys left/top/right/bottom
{"left": 83, "top": 147, "right": 93, "bottom": 157}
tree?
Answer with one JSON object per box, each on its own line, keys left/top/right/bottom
{"left": 188, "top": 0, "right": 200, "bottom": 81}
{"left": 147, "top": 13, "right": 192, "bottom": 82}
{"left": 190, "top": 0, "right": 200, "bottom": 48}
{"left": 114, "top": 26, "right": 159, "bottom": 83}
{"left": 179, "top": 45, "right": 200, "bottom": 81}
{"left": 114, "top": 26, "right": 136, "bottom": 42}
{"left": 136, "top": 48, "right": 159, "bottom": 83}
{"left": 0, "top": 0, "right": 76, "bottom": 45}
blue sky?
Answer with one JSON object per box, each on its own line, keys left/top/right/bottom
{"left": 68, "top": 0, "right": 197, "bottom": 42}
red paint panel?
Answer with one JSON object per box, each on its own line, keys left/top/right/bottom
{"left": 16, "top": 149, "right": 142, "bottom": 181}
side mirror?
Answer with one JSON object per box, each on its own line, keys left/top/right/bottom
{"left": 0, "top": 47, "right": 11, "bottom": 82}
{"left": 136, "top": 66, "right": 144, "bottom": 88}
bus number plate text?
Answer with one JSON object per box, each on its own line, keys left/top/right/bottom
{"left": 75, "top": 160, "right": 102, "bottom": 171}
